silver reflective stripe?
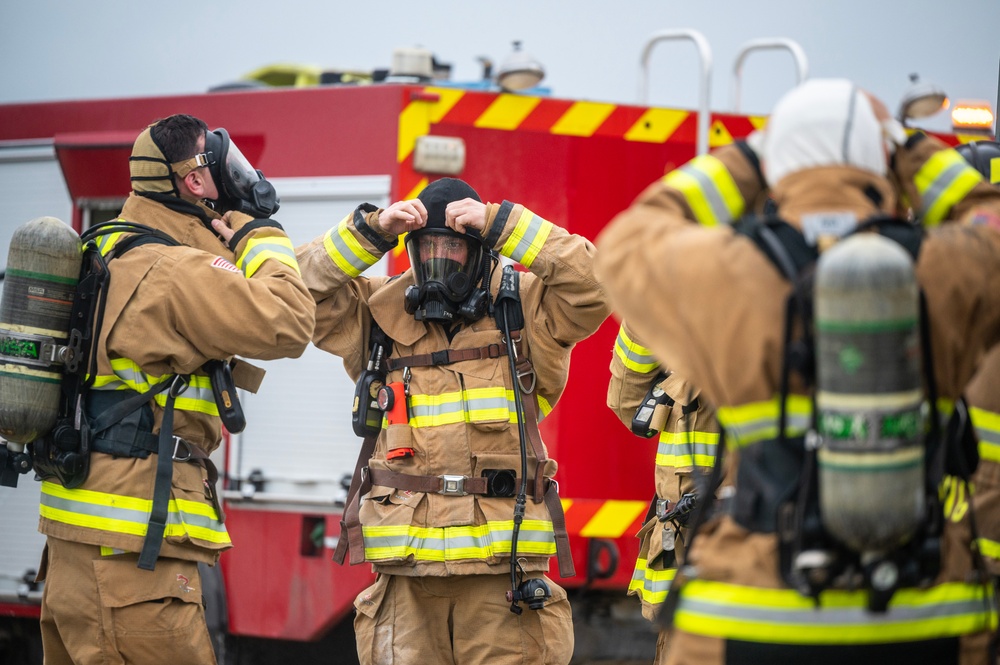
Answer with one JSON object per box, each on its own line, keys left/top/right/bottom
{"left": 238, "top": 239, "right": 299, "bottom": 276}
{"left": 362, "top": 520, "right": 557, "bottom": 560}
{"left": 324, "top": 218, "right": 377, "bottom": 277}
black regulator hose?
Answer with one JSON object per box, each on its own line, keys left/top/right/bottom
{"left": 494, "top": 265, "right": 533, "bottom": 614}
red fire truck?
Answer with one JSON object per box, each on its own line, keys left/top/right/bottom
{"left": 0, "top": 37, "right": 980, "bottom": 664}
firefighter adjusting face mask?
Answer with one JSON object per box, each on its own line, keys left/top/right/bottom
{"left": 162, "top": 128, "right": 279, "bottom": 218}
{"left": 199, "top": 128, "right": 280, "bottom": 217}
{"left": 403, "top": 178, "right": 490, "bottom": 323}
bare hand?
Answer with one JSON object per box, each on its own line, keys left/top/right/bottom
{"left": 212, "top": 211, "right": 255, "bottom": 245}
{"left": 445, "top": 198, "right": 487, "bottom": 235}
{"left": 378, "top": 199, "right": 427, "bottom": 236}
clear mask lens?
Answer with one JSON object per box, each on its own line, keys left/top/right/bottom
{"left": 223, "top": 140, "right": 261, "bottom": 200}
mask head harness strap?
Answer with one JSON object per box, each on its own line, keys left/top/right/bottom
{"left": 129, "top": 123, "right": 182, "bottom": 198}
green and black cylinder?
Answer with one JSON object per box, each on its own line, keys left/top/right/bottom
{"left": 0, "top": 217, "right": 82, "bottom": 444}
{"left": 814, "top": 233, "right": 924, "bottom": 556}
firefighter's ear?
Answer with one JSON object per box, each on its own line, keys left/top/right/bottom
{"left": 182, "top": 169, "right": 208, "bottom": 198}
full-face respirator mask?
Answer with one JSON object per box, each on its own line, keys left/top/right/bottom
{"left": 403, "top": 179, "right": 491, "bottom": 323}
{"left": 201, "top": 128, "right": 280, "bottom": 217}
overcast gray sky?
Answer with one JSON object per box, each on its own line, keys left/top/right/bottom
{"left": 2, "top": 0, "right": 998, "bottom": 133}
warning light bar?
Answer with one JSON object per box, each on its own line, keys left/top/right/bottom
{"left": 951, "top": 100, "right": 995, "bottom": 132}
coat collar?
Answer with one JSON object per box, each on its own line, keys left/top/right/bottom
{"left": 119, "top": 193, "right": 233, "bottom": 258}
{"left": 769, "top": 166, "right": 897, "bottom": 232}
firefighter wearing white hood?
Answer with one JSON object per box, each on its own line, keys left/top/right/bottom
{"left": 595, "top": 79, "right": 1000, "bottom": 664}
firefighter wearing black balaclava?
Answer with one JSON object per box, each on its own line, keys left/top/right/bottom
{"left": 296, "top": 177, "right": 610, "bottom": 665}
{"left": 596, "top": 80, "right": 1000, "bottom": 664}
{"left": 35, "top": 114, "right": 315, "bottom": 665}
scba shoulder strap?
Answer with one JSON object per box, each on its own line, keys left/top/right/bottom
{"left": 34, "top": 220, "right": 231, "bottom": 570}
{"left": 336, "top": 271, "right": 575, "bottom": 577}
{"left": 728, "top": 213, "right": 988, "bottom": 610}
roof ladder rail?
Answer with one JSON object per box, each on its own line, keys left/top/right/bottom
{"left": 638, "top": 28, "right": 713, "bottom": 156}
{"left": 731, "top": 38, "right": 809, "bottom": 114}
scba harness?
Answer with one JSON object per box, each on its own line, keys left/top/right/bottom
{"left": 30, "top": 219, "right": 243, "bottom": 570}
{"left": 726, "top": 213, "right": 984, "bottom": 610}
{"left": 339, "top": 267, "right": 576, "bottom": 611}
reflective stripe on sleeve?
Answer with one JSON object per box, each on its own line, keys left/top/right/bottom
{"left": 500, "top": 208, "right": 553, "bottom": 268}
{"left": 324, "top": 214, "right": 379, "bottom": 278}
{"left": 970, "top": 406, "right": 1000, "bottom": 464}
{"left": 914, "top": 149, "right": 984, "bottom": 226}
{"left": 614, "top": 325, "right": 660, "bottom": 374}
{"left": 662, "top": 154, "right": 745, "bottom": 227}
{"left": 656, "top": 429, "right": 719, "bottom": 469}
{"left": 237, "top": 235, "right": 300, "bottom": 277}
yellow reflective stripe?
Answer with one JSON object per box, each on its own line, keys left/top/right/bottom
{"left": 614, "top": 324, "right": 659, "bottom": 373}
{"left": 970, "top": 406, "right": 1000, "bottom": 463}
{"left": 40, "top": 481, "right": 231, "bottom": 545}
{"left": 237, "top": 235, "right": 300, "bottom": 277}
{"left": 663, "top": 154, "right": 745, "bottom": 227}
{"left": 979, "top": 537, "right": 1000, "bottom": 561}
{"left": 95, "top": 230, "right": 127, "bottom": 255}
{"left": 362, "top": 519, "right": 556, "bottom": 561}
{"left": 407, "top": 388, "right": 526, "bottom": 427}
{"left": 500, "top": 209, "right": 552, "bottom": 268}
{"left": 940, "top": 476, "right": 970, "bottom": 523}
{"left": 656, "top": 429, "right": 719, "bottom": 469}
{"left": 324, "top": 215, "right": 378, "bottom": 278}
{"left": 716, "top": 395, "right": 813, "bottom": 447}
{"left": 107, "top": 357, "right": 169, "bottom": 391}
{"left": 96, "top": 364, "right": 218, "bottom": 416}
{"left": 675, "top": 579, "right": 997, "bottom": 644}
{"left": 915, "top": 149, "right": 984, "bottom": 226}
{"left": 630, "top": 557, "right": 677, "bottom": 604}
{"left": 153, "top": 377, "right": 220, "bottom": 416}
{"left": 537, "top": 394, "right": 553, "bottom": 419}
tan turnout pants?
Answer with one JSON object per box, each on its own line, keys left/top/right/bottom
{"left": 37, "top": 537, "right": 216, "bottom": 665}
{"left": 354, "top": 572, "right": 574, "bottom": 665}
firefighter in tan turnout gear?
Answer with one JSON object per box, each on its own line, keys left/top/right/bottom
{"left": 296, "top": 177, "right": 609, "bottom": 664}
{"left": 607, "top": 321, "right": 725, "bottom": 662}
{"left": 35, "top": 114, "right": 316, "bottom": 665}
{"left": 596, "top": 79, "right": 1000, "bottom": 664}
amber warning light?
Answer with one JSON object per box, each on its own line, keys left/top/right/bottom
{"left": 951, "top": 100, "right": 995, "bottom": 133}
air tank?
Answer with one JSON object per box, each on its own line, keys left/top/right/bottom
{"left": 0, "top": 217, "right": 82, "bottom": 445}
{"left": 814, "top": 233, "right": 924, "bottom": 555}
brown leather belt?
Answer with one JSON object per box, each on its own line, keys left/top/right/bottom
{"left": 385, "top": 343, "right": 507, "bottom": 372}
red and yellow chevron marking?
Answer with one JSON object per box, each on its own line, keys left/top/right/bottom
{"left": 393, "top": 87, "right": 765, "bottom": 264}
{"left": 396, "top": 86, "right": 702, "bottom": 200}
{"left": 560, "top": 497, "right": 648, "bottom": 539}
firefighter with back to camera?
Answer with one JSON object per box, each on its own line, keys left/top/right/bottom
{"left": 595, "top": 79, "right": 1000, "bottom": 664}
{"left": 604, "top": 125, "right": 766, "bottom": 660}
{"left": 295, "top": 177, "right": 610, "bottom": 664}
{"left": 21, "top": 114, "right": 315, "bottom": 665}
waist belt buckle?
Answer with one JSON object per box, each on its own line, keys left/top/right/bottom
{"left": 438, "top": 475, "right": 467, "bottom": 496}
{"left": 172, "top": 437, "right": 192, "bottom": 462}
